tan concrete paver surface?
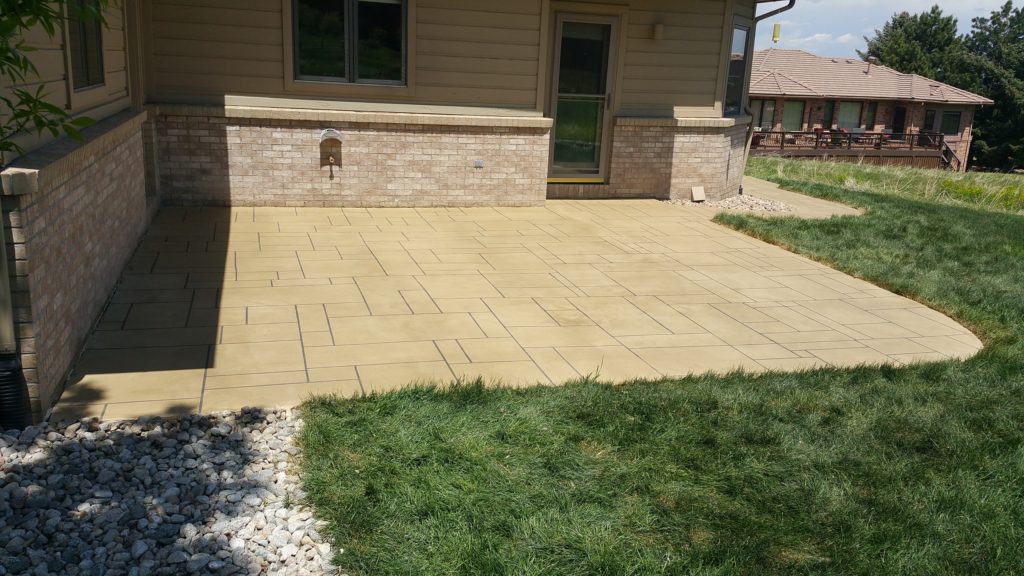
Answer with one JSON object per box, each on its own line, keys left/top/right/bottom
{"left": 52, "top": 200, "right": 983, "bottom": 421}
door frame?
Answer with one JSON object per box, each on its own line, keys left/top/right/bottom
{"left": 546, "top": 10, "right": 622, "bottom": 183}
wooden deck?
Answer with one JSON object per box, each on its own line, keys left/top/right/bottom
{"left": 750, "top": 131, "right": 960, "bottom": 170}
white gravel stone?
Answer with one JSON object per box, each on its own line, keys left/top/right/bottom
{"left": 666, "top": 194, "right": 794, "bottom": 213}
{"left": 0, "top": 408, "right": 339, "bottom": 575}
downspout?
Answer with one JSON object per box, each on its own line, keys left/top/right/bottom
{"left": 0, "top": 179, "right": 31, "bottom": 429}
{"left": 741, "top": 0, "right": 798, "bottom": 190}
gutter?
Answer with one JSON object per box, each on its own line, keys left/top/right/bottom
{"left": 742, "top": 0, "right": 798, "bottom": 189}
{"left": 754, "top": 0, "right": 797, "bottom": 23}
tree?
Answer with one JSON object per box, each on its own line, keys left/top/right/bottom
{"left": 859, "top": 5, "right": 963, "bottom": 82}
{"left": 960, "top": 2, "right": 1024, "bottom": 170}
{"left": 862, "top": 2, "right": 1024, "bottom": 171}
{"left": 0, "top": 0, "right": 105, "bottom": 167}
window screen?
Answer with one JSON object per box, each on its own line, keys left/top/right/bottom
{"left": 68, "top": 0, "right": 104, "bottom": 90}
{"left": 940, "top": 111, "right": 962, "bottom": 135}
{"left": 782, "top": 101, "right": 805, "bottom": 131}
{"left": 865, "top": 102, "right": 878, "bottom": 129}
{"left": 837, "top": 102, "right": 863, "bottom": 130}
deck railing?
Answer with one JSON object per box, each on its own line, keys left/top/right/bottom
{"left": 751, "top": 131, "right": 945, "bottom": 152}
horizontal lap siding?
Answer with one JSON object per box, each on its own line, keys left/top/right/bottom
{"left": 101, "top": 5, "right": 130, "bottom": 107}
{"left": 416, "top": 0, "right": 540, "bottom": 108}
{"left": 2, "top": 2, "right": 130, "bottom": 157}
{"left": 621, "top": 0, "right": 729, "bottom": 115}
{"left": 147, "top": 0, "right": 542, "bottom": 109}
{"left": 149, "top": 1, "right": 285, "bottom": 97}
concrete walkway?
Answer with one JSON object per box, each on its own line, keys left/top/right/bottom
{"left": 741, "top": 176, "right": 864, "bottom": 218}
{"left": 51, "top": 199, "right": 981, "bottom": 422}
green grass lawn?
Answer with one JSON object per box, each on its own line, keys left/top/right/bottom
{"left": 751, "top": 157, "right": 1024, "bottom": 213}
{"left": 300, "top": 159, "right": 1024, "bottom": 575}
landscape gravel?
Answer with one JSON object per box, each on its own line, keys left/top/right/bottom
{"left": 667, "top": 194, "right": 793, "bottom": 213}
{"left": 0, "top": 408, "right": 340, "bottom": 575}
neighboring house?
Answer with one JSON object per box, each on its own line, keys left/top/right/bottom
{"left": 0, "top": 0, "right": 784, "bottom": 421}
{"left": 748, "top": 49, "right": 993, "bottom": 171}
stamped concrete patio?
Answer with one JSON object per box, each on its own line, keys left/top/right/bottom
{"left": 52, "top": 198, "right": 982, "bottom": 421}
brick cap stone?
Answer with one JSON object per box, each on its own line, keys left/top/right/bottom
{"left": 148, "top": 104, "right": 554, "bottom": 130}
{"left": 1, "top": 109, "right": 148, "bottom": 196}
{"left": 0, "top": 168, "right": 38, "bottom": 196}
{"left": 616, "top": 116, "right": 753, "bottom": 128}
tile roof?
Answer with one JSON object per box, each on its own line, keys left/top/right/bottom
{"left": 750, "top": 49, "right": 994, "bottom": 105}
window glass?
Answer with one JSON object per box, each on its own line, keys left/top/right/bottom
{"left": 823, "top": 101, "right": 835, "bottom": 128}
{"left": 69, "top": 0, "right": 104, "bottom": 90}
{"left": 865, "top": 101, "right": 878, "bottom": 129}
{"left": 357, "top": 0, "right": 403, "bottom": 82}
{"left": 760, "top": 100, "right": 775, "bottom": 130}
{"left": 294, "top": 0, "right": 405, "bottom": 84}
{"left": 295, "top": 0, "right": 346, "bottom": 79}
{"left": 940, "top": 111, "right": 962, "bottom": 135}
{"left": 557, "top": 22, "right": 610, "bottom": 95}
{"left": 837, "top": 101, "right": 863, "bottom": 130}
{"left": 750, "top": 99, "right": 763, "bottom": 127}
{"left": 924, "top": 109, "right": 937, "bottom": 131}
{"left": 724, "top": 24, "right": 749, "bottom": 117}
{"left": 782, "top": 101, "right": 805, "bottom": 131}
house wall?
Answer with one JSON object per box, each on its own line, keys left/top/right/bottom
{"left": 143, "top": 0, "right": 745, "bottom": 118}
{"left": 143, "top": 0, "right": 755, "bottom": 203}
{"left": 750, "top": 96, "right": 978, "bottom": 172}
{"left": 0, "top": 112, "right": 151, "bottom": 421}
{"left": 2, "top": 1, "right": 132, "bottom": 159}
{"left": 153, "top": 105, "right": 551, "bottom": 207}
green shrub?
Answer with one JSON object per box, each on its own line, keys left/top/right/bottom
{"left": 939, "top": 178, "right": 986, "bottom": 201}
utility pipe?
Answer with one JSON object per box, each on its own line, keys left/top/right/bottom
{"left": 742, "top": 1, "right": 799, "bottom": 189}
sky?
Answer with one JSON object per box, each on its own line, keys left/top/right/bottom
{"left": 754, "top": 0, "right": 1009, "bottom": 57}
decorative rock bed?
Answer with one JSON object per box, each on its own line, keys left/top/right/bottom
{"left": 0, "top": 409, "right": 338, "bottom": 576}
{"left": 667, "top": 194, "right": 793, "bottom": 213}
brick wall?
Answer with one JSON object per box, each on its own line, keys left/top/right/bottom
{"left": 153, "top": 106, "right": 551, "bottom": 207}
{"left": 548, "top": 117, "right": 749, "bottom": 201}
{"left": 0, "top": 111, "right": 150, "bottom": 420}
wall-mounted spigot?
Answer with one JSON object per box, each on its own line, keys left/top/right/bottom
{"left": 319, "top": 129, "right": 343, "bottom": 180}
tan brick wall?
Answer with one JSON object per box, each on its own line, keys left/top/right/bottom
{"left": 1, "top": 111, "right": 150, "bottom": 420}
{"left": 153, "top": 107, "right": 551, "bottom": 207}
{"left": 548, "top": 118, "right": 749, "bottom": 201}
{"left": 671, "top": 124, "right": 748, "bottom": 201}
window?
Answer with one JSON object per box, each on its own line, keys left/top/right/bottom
{"left": 940, "top": 111, "right": 962, "bottom": 135}
{"left": 724, "top": 23, "right": 750, "bottom": 116}
{"left": 924, "top": 109, "right": 937, "bottom": 131}
{"left": 68, "top": 0, "right": 104, "bottom": 90}
{"left": 760, "top": 99, "right": 776, "bottom": 130}
{"left": 750, "top": 99, "right": 775, "bottom": 130}
{"left": 823, "top": 101, "right": 835, "bottom": 128}
{"left": 294, "top": 0, "right": 406, "bottom": 84}
{"left": 782, "top": 100, "right": 805, "bottom": 131}
{"left": 837, "top": 101, "right": 863, "bottom": 130}
{"left": 865, "top": 101, "right": 878, "bottom": 129}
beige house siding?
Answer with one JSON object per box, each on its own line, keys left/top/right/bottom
{"left": 619, "top": 0, "right": 733, "bottom": 117}
{"left": 146, "top": 0, "right": 544, "bottom": 109}
{"left": 2, "top": 0, "right": 132, "bottom": 159}
{"left": 143, "top": 0, "right": 747, "bottom": 118}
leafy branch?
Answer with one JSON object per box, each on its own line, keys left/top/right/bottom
{"left": 1, "top": 0, "right": 108, "bottom": 167}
